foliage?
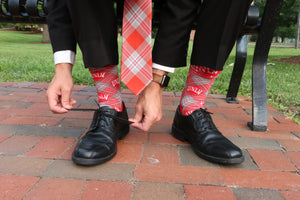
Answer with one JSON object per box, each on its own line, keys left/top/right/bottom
{"left": 14, "top": 24, "right": 43, "bottom": 32}
{"left": 0, "top": 23, "right": 15, "bottom": 29}
{"left": 0, "top": 22, "right": 42, "bottom": 31}
{"left": 254, "top": 0, "right": 300, "bottom": 41}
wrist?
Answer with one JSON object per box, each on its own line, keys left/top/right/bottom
{"left": 55, "top": 63, "right": 73, "bottom": 74}
{"left": 152, "top": 68, "right": 168, "bottom": 76}
{"left": 143, "top": 81, "right": 163, "bottom": 98}
{"left": 152, "top": 69, "right": 170, "bottom": 88}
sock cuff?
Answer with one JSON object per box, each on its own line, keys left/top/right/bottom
{"left": 89, "top": 65, "right": 117, "bottom": 73}
{"left": 191, "top": 65, "right": 221, "bottom": 79}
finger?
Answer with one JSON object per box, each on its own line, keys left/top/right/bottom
{"left": 131, "top": 111, "right": 154, "bottom": 131}
{"left": 131, "top": 105, "right": 144, "bottom": 123}
{"left": 70, "top": 98, "right": 77, "bottom": 106}
{"left": 61, "top": 88, "right": 73, "bottom": 109}
{"left": 131, "top": 117, "right": 152, "bottom": 132}
{"left": 130, "top": 105, "right": 146, "bottom": 130}
{"left": 47, "top": 92, "right": 68, "bottom": 113}
{"left": 131, "top": 123, "right": 144, "bottom": 131}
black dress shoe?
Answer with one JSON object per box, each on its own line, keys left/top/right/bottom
{"left": 72, "top": 104, "right": 130, "bottom": 166}
{"left": 172, "top": 106, "right": 244, "bottom": 164}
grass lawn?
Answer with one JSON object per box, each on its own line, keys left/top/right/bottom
{"left": 0, "top": 30, "right": 299, "bottom": 123}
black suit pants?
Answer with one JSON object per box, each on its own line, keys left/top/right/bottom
{"left": 47, "top": 0, "right": 252, "bottom": 70}
{"left": 153, "top": 0, "right": 253, "bottom": 71}
{"left": 47, "top": 0, "right": 118, "bottom": 68}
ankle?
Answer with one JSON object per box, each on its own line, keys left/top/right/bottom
{"left": 179, "top": 65, "right": 220, "bottom": 116}
{"left": 89, "top": 65, "right": 123, "bottom": 111}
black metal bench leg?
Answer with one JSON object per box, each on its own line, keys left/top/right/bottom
{"left": 247, "top": 0, "right": 283, "bottom": 132}
{"left": 226, "top": 35, "right": 248, "bottom": 104}
{"left": 248, "top": 51, "right": 268, "bottom": 132}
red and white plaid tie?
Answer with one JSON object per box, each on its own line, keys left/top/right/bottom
{"left": 121, "top": 0, "right": 152, "bottom": 95}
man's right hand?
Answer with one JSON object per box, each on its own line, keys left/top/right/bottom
{"left": 46, "top": 63, "right": 76, "bottom": 113}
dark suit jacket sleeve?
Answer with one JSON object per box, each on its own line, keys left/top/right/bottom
{"left": 46, "top": 0, "right": 77, "bottom": 53}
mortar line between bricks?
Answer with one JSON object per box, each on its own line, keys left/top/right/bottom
{"left": 182, "top": 184, "right": 188, "bottom": 200}
{"left": 21, "top": 176, "right": 42, "bottom": 200}
{"left": 146, "top": 132, "right": 150, "bottom": 144}
{"left": 176, "top": 144, "right": 182, "bottom": 166}
{"left": 272, "top": 117, "right": 281, "bottom": 124}
{"left": 130, "top": 180, "right": 138, "bottom": 200}
{"left": 56, "top": 117, "right": 66, "bottom": 127}
{"left": 58, "top": 137, "right": 79, "bottom": 160}
{"left": 24, "top": 135, "right": 45, "bottom": 156}
{"left": 216, "top": 168, "right": 226, "bottom": 187}
{"left": 138, "top": 142, "right": 146, "bottom": 164}
{"left": 275, "top": 139, "right": 286, "bottom": 152}
{"left": 291, "top": 131, "right": 300, "bottom": 139}
{"left": 246, "top": 150, "right": 260, "bottom": 169}
{"left": 283, "top": 152, "right": 300, "bottom": 172}
{"left": 232, "top": 128, "right": 241, "bottom": 137}
{"left": 40, "top": 157, "right": 59, "bottom": 178}
{"left": 0, "top": 134, "right": 14, "bottom": 144}
{"left": 127, "top": 162, "right": 142, "bottom": 200}
{"left": 77, "top": 180, "right": 89, "bottom": 200}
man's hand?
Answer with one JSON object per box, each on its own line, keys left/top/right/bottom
{"left": 46, "top": 63, "right": 76, "bottom": 113}
{"left": 130, "top": 77, "right": 164, "bottom": 132}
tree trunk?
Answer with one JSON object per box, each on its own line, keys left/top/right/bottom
{"left": 42, "top": 24, "right": 50, "bottom": 43}
{"left": 295, "top": 2, "right": 300, "bottom": 49}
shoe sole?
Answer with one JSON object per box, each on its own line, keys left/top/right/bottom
{"left": 72, "top": 125, "right": 130, "bottom": 166}
{"left": 72, "top": 147, "right": 117, "bottom": 166}
{"left": 171, "top": 125, "right": 244, "bottom": 165}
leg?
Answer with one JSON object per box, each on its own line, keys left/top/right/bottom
{"left": 153, "top": 0, "right": 200, "bottom": 67}
{"left": 52, "top": 1, "right": 128, "bottom": 165}
{"left": 179, "top": 65, "right": 221, "bottom": 115}
{"left": 191, "top": 0, "right": 252, "bottom": 70}
{"left": 66, "top": 0, "right": 119, "bottom": 68}
{"left": 47, "top": 0, "right": 77, "bottom": 53}
{"left": 153, "top": 0, "right": 252, "bottom": 164}
{"left": 72, "top": 66, "right": 129, "bottom": 166}
{"left": 89, "top": 65, "right": 123, "bottom": 112}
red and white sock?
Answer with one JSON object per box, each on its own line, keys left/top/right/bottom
{"left": 179, "top": 65, "right": 221, "bottom": 116}
{"left": 89, "top": 65, "right": 123, "bottom": 111}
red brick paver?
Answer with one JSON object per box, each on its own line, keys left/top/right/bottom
{"left": 2, "top": 116, "right": 62, "bottom": 126}
{"left": 280, "top": 191, "right": 300, "bottom": 200}
{"left": 248, "top": 149, "right": 297, "bottom": 171}
{"left": 141, "top": 143, "right": 180, "bottom": 165}
{"left": 0, "top": 82, "right": 299, "bottom": 200}
{"left": 25, "top": 137, "right": 75, "bottom": 159}
{"left": 135, "top": 164, "right": 223, "bottom": 185}
{"left": 220, "top": 169, "right": 300, "bottom": 190}
{"left": 184, "top": 185, "right": 236, "bottom": 200}
{"left": 0, "top": 134, "right": 11, "bottom": 142}
{"left": 110, "top": 142, "right": 143, "bottom": 163}
{"left": 133, "top": 182, "right": 184, "bottom": 200}
{"left": 24, "top": 178, "right": 86, "bottom": 200}
{"left": 81, "top": 181, "right": 134, "bottom": 200}
{"left": 284, "top": 151, "right": 300, "bottom": 168}
{"left": 0, "top": 135, "right": 42, "bottom": 155}
{"left": 0, "top": 174, "right": 39, "bottom": 200}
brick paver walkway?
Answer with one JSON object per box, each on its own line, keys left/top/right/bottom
{"left": 0, "top": 82, "right": 299, "bottom": 200}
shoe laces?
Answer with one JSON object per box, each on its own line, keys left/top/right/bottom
{"left": 68, "top": 101, "right": 133, "bottom": 130}
{"left": 195, "top": 108, "right": 215, "bottom": 131}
